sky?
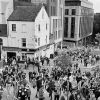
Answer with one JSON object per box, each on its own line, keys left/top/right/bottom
{"left": 89, "top": 0, "right": 100, "bottom": 13}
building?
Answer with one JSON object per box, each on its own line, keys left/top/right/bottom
{"left": 92, "top": 13, "right": 100, "bottom": 42}
{"left": 14, "top": 0, "right": 31, "bottom": 2}
{"left": 0, "top": 0, "right": 13, "bottom": 24}
{"left": 0, "top": 24, "right": 8, "bottom": 60}
{"left": 64, "top": 0, "right": 94, "bottom": 47}
{"left": 1, "top": 5, "right": 49, "bottom": 60}
{"left": 25, "top": 0, "right": 64, "bottom": 52}
{"left": 31, "top": 0, "right": 47, "bottom": 4}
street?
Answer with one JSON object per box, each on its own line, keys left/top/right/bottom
{"left": 1, "top": 55, "right": 100, "bottom": 100}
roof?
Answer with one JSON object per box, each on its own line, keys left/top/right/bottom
{"left": 8, "top": 5, "right": 43, "bottom": 21}
{"left": 14, "top": 1, "right": 35, "bottom": 9}
{"left": 0, "top": 24, "right": 7, "bottom": 37}
{"left": 14, "top": 1, "right": 49, "bottom": 14}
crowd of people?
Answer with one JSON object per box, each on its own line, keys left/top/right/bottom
{"left": 0, "top": 48, "right": 100, "bottom": 100}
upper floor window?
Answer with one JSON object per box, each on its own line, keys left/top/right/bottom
{"left": 46, "top": 35, "right": 47, "bottom": 43}
{"left": 71, "top": 17, "right": 75, "bottom": 38}
{"left": 72, "top": 9, "right": 76, "bottom": 15}
{"left": 38, "top": 24, "right": 40, "bottom": 31}
{"left": 46, "top": 24, "right": 48, "bottom": 30}
{"left": 38, "top": 38, "right": 40, "bottom": 46}
{"left": 22, "top": 24, "right": 26, "bottom": 33}
{"left": 35, "top": 38, "right": 37, "bottom": 43}
{"left": 22, "top": 38, "right": 26, "bottom": 47}
{"left": 12, "top": 24, "right": 16, "bottom": 31}
{"left": 65, "top": 9, "right": 69, "bottom": 15}
{"left": 56, "top": 19, "right": 57, "bottom": 28}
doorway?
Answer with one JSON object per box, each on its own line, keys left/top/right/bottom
{"left": 7, "top": 52, "right": 16, "bottom": 60}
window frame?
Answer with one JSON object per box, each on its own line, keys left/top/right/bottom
{"left": 72, "top": 9, "right": 76, "bottom": 15}
{"left": 12, "top": 24, "right": 16, "bottom": 31}
{"left": 38, "top": 24, "right": 40, "bottom": 31}
{"left": 22, "top": 38, "right": 26, "bottom": 47}
{"left": 38, "top": 38, "right": 40, "bottom": 46}
{"left": 65, "top": 9, "right": 69, "bottom": 15}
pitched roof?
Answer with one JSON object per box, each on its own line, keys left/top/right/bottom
{"left": 14, "top": 1, "right": 35, "bottom": 9}
{"left": 0, "top": 24, "right": 7, "bottom": 37}
{"left": 14, "top": 1, "right": 49, "bottom": 18}
{"left": 8, "top": 5, "right": 42, "bottom": 21}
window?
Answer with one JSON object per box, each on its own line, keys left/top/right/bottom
{"left": 22, "top": 38, "right": 26, "bottom": 47}
{"left": 35, "top": 38, "right": 37, "bottom": 43}
{"left": 64, "top": 17, "right": 68, "bottom": 38}
{"left": 65, "top": 9, "right": 69, "bottom": 15}
{"left": 46, "top": 24, "right": 47, "bottom": 30}
{"left": 12, "top": 24, "right": 16, "bottom": 31}
{"left": 51, "top": 6, "right": 52, "bottom": 16}
{"left": 38, "top": 24, "right": 40, "bottom": 31}
{"left": 22, "top": 24, "right": 26, "bottom": 33}
{"left": 38, "top": 38, "right": 40, "bottom": 46}
{"left": 56, "top": 19, "right": 57, "bottom": 28}
{"left": 56, "top": 31, "right": 57, "bottom": 39}
{"left": 72, "top": 9, "right": 76, "bottom": 15}
{"left": 58, "top": 31, "right": 60, "bottom": 39}
{"left": 71, "top": 17, "right": 75, "bottom": 38}
{"left": 46, "top": 36, "right": 47, "bottom": 43}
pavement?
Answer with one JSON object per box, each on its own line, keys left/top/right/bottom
{"left": 1, "top": 61, "right": 53, "bottom": 100}
{"left": 1, "top": 57, "right": 100, "bottom": 100}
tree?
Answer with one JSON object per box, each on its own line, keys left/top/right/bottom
{"left": 95, "top": 33, "right": 100, "bottom": 44}
{"left": 54, "top": 51, "right": 72, "bottom": 71}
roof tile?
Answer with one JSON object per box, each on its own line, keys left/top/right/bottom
{"left": 8, "top": 5, "right": 42, "bottom": 21}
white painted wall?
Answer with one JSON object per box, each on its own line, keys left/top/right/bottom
{"left": 35, "top": 6, "right": 50, "bottom": 48}
{"left": 8, "top": 21, "right": 35, "bottom": 49}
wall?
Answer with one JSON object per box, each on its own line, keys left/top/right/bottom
{"left": 64, "top": 6, "right": 81, "bottom": 41}
{"left": 8, "top": 21, "right": 35, "bottom": 49}
{"left": 35, "top": 6, "right": 50, "bottom": 48}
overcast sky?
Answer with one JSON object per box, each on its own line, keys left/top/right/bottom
{"left": 89, "top": 0, "right": 100, "bottom": 13}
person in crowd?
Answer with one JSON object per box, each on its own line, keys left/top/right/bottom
{"left": 35, "top": 76, "right": 42, "bottom": 98}
{"left": 54, "top": 82, "right": 61, "bottom": 100}
{"left": 39, "top": 85, "right": 44, "bottom": 100}
{"left": 69, "top": 89, "right": 78, "bottom": 100}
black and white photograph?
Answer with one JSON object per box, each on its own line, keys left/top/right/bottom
{"left": 0, "top": 0, "right": 99, "bottom": 100}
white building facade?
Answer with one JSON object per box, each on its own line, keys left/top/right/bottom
{"left": 64, "top": 0, "right": 94, "bottom": 47}
{"left": 1, "top": 5, "right": 50, "bottom": 61}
